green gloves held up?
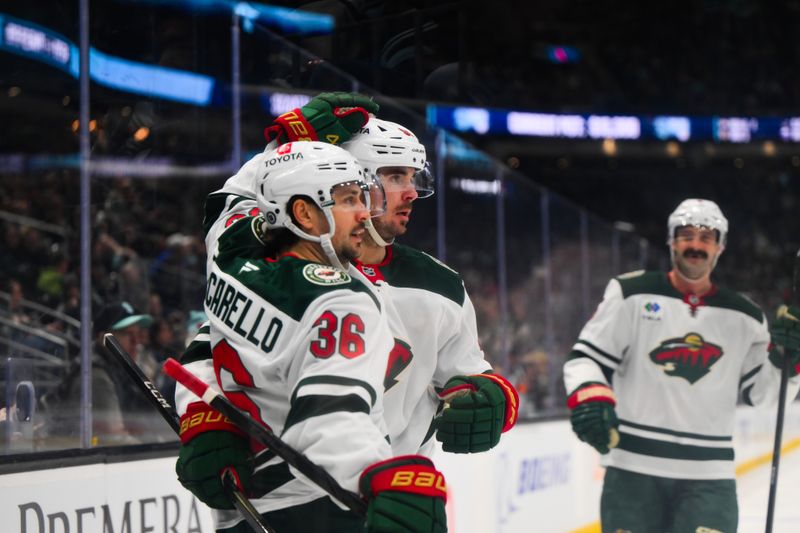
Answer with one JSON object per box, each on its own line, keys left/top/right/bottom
{"left": 435, "top": 373, "right": 518, "bottom": 454}
{"left": 265, "top": 91, "right": 379, "bottom": 146}
{"left": 360, "top": 455, "right": 447, "bottom": 533}
{"left": 768, "top": 304, "right": 800, "bottom": 376}
{"left": 567, "top": 382, "right": 619, "bottom": 455}
{"left": 175, "top": 402, "right": 254, "bottom": 509}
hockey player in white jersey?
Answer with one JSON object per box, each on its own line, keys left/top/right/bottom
{"left": 174, "top": 142, "right": 447, "bottom": 532}
{"left": 184, "top": 109, "right": 517, "bottom": 461}
{"left": 342, "top": 118, "right": 519, "bottom": 456}
{"left": 563, "top": 198, "right": 800, "bottom": 532}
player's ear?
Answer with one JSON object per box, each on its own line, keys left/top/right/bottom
{"left": 291, "top": 198, "right": 320, "bottom": 233}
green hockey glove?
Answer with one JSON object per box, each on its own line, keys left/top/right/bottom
{"left": 264, "top": 91, "right": 379, "bottom": 145}
{"left": 567, "top": 382, "right": 619, "bottom": 454}
{"left": 360, "top": 455, "right": 447, "bottom": 533}
{"left": 435, "top": 373, "right": 519, "bottom": 453}
{"left": 768, "top": 305, "right": 800, "bottom": 376}
{"left": 175, "top": 402, "right": 254, "bottom": 509}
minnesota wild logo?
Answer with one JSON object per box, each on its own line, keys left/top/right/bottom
{"left": 649, "top": 333, "right": 723, "bottom": 384}
{"left": 384, "top": 339, "right": 413, "bottom": 390}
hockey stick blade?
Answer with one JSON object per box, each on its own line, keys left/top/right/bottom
{"left": 163, "top": 357, "right": 368, "bottom": 516}
{"left": 103, "top": 334, "right": 272, "bottom": 533}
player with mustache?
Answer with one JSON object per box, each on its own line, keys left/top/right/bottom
{"left": 563, "top": 198, "right": 800, "bottom": 532}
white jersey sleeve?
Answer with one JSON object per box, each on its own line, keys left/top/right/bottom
{"left": 431, "top": 289, "right": 491, "bottom": 387}
{"left": 564, "top": 278, "right": 630, "bottom": 394}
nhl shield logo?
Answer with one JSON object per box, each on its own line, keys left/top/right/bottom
{"left": 649, "top": 333, "right": 723, "bottom": 384}
{"left": 302, "top": 264, "right": 351, "bottom": 286}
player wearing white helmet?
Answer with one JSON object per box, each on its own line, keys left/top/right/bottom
{"left": 563, "top": 198, "right": 800, "bottom": 532}
{"left": 185, "top": 114, "right": 518, "bottom": 463}
{"left": 174, "top": 141, "right": 448, "bottom": 532}
{"left": 342, "top": 118, "right": 518, "bottom": 457}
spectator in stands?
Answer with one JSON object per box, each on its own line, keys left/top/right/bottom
{"left": 42, "top": 301, "right": 175, "bottom": 446}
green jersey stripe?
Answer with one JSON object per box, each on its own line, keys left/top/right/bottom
{"left": 739, "top": 364, "right": 762, "bottom": 387}
{"left": 619, "top": 419, "right": 732, "bottom": 441}
{"left": 574, "top": 339, "right": 622, "bottom": 365}
{"left": 618, "top": 432, "right": 734, "bottom": 461}
{"left": 283, "top": 394, "right": 370, "bottom": 432}
{"left": 180, "top": 341, "right": 212, "bottom": 364}
{"left": 250, "top": 462, "right": 294, "bottom": 499}
{"left": 293, "top": 375, "right": 377, "bottom": 406}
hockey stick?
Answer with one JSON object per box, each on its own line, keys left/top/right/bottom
{"left": 764, "top": 248, "right": 800, "bottom": 533}
{"left": 102, "top": 334, "right": 274, "bottom": 533}
{"left": 162, "top": 357, "right": 368, "bottom": 516}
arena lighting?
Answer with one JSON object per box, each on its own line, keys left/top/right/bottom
{"left": 262, "top": 91, "right": 312, "bottom": 116}
{"left": 0, "top": 13, "right": 215, "bottom": 106}
{"left": 429, "top": 104, "right": 800, "bottom": 144}
{"left": 124, "top": 0, "right": 335, "bottom": 35}
{"left": 451, "top": 177, "right": 501, "bottom": 196}
{"left": 653, "top": 116, "right": 691, "bottom": 141}
{"left": 713, "top": 117, "right": 758, "bottom": 143}
{"left": 453, "top": 107, "right": 491, "bottom": 134}
{"left": 587, "top": 115, "right": 640, "bottom": 139}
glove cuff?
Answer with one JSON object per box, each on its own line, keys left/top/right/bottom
{"left": 475, "top": 374, "right": 519, "bottom": 432}
{"left": 438, "top": 373, "right": 519, "bottom": 433}
{"left": 179, "top": 401, "right": 246, "bottom": 444}
{"left": 567, "top": 382, "right": 616, "bottom": 410}
{"left": 272, "top": 108, "right": 319, "bottom": 143}
{"left": 360, "top": 455, "right": 447, "bottom": 501}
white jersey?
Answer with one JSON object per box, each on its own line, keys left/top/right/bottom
{"left": 354, "top": 245, "right": 491, "bottom": 455}
{"left": 564, "top": 270, "right": 800, "bottom": 480}
{"left": 185, "top": 150, "right": 491, "bottom": 459}
{"left": 174, "top": 215, "right": 393, "bottom": 527}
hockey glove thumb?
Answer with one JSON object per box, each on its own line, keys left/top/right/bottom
{"left": 360, "top": 455, "right": 447, "bottom": 533}
{"left": 175, "top": 402, "right": 254, "bottom": 509}
{"left": 264, "top": 91, "right": 377, "bottom": 145}
{"left": 567, "top": 382, "right": 619, "bottom": 454}
{"left": 768, "top": 305, "right": 800, "bottom": 376}
{"left": 435, "top": 373, "right": 519, "bottom": 453}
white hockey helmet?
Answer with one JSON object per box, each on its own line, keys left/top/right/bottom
{"left": 667, "top": 198, "right": 728, "bottom": 247}
{"left": 342, "top": 118, "right": 433, "bottom": 246}
{"left": 256, "top": 141, "right": 385, "bottom": 270}
{"left": 342, "top": 117, "right": 433, "bottom": 197}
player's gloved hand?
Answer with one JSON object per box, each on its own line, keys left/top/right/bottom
{"left": 768, "top": 305, "right": 800, "bottom": 376}
{"left": 567, "top": 382, "right": 619, "bottom": 454}
{"left": 175, "top": 402, "right": 254, "bottom": 509}
{"left": 264, "top": 91, "right": 379, "bottom": 146}
{"left": 360, "top": 455, "right": 447, "bottom": 533}
{"left": 435, "top": 373, "right": 519, "bottom": 453}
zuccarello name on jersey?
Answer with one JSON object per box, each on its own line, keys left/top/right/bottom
{"left": 205, "top": 271, "right": 284, "bottom": 353}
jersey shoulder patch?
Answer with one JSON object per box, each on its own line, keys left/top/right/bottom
{"left": 384, "top": 243, "right": 465, "bottom": 305}
{"left": 216, "top": 257, "right": 379, "bottom": 321}
{"left": 302, "top": 263, "right": 352, "bottom": 286}
{"left": 615, "top": 270, "right": 677, "bottom": 299}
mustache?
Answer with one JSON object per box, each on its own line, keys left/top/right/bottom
{"left": 395, "top": 204, "right": 413, "bottom": 213}
{"left": 683, "top": 249, "right": 708, "bottom": 259}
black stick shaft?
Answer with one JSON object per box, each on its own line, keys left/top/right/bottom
{"left": 103, "top": 334, "right": 273, "bottom": 533}
{"left": 765, "top": 249, "right": 800, "bottom": 533}
{"left": 103, "top": 333, "right": 180, "bottom": 432}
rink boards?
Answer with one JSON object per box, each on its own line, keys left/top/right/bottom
{"left": 2, "top": 404, "right": 799, "bottom": 533}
